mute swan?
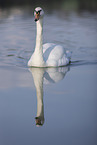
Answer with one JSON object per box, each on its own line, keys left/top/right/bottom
{"left": 28, "top": 7, "right": 71, "bottom": 67}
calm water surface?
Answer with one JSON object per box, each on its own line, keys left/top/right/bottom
{"left": 0, "top": 8, "right": 97, "bottom": 145}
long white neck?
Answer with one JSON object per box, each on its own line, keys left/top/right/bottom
{"left": 33, "top": 18, "right": 45, "bottom": 67}
{"left": 35, "top": 18, "right": 43, "bottom": 53}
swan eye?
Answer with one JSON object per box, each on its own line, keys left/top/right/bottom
{"left": 37, "top": 10, "right": 42, "bottom": 13}
{"left": 35, "top": 10, "right": 42, "bottom": 15}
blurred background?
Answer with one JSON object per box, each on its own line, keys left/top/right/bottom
{"left": 0, "top": 0, "right": 97, "bottom": 12}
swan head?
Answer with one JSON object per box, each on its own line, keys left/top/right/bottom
{"left": 34, "top": 7, "right": 44, "bottom": 22}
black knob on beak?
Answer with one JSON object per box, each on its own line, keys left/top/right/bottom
{"left": 34, "top": 19, "right": 38, "bottom": 22}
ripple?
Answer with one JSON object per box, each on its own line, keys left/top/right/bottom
{"left": 7, "top": 54, "right": 15, "bottom": 57}
{"left": 71, "top": 60, "right": 97, "bottom": 67}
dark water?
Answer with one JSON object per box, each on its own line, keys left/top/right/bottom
{"left": 0, "top": 7, "right": 97, "bottom": 145}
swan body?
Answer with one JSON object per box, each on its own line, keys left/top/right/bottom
{"left": 28, "top": 7, "right": 71, "bottom": 67}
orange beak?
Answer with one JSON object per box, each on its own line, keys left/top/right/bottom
{"left": 34, "top": 12, "right": 40, "bottom": 22}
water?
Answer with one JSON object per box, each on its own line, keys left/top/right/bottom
{"left": 0, "top": 7, "right": 97, "bottom": 145}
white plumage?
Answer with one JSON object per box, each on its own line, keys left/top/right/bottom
{"left": 28, "top": 7, "right": 71, "bottom": 67}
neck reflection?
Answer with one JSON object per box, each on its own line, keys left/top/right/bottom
{"left": 29, "top": 66, "right": 70, "bottom": 127}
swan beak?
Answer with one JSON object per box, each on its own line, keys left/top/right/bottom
{"left": 34, "top": 13, "right": 40, "bottom": 22}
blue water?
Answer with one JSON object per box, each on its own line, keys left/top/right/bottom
{"left": 0, "top": 8, "right": 97, "bottom": 145}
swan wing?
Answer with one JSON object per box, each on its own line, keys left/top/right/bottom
{"left": 43, "top": 43, "right": 55, "bottom": 53}
{"left": 43, "top": 43, "right": 71, "bottom": 66}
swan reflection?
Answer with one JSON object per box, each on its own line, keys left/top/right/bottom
{"left": 29, "top": 66, "right": 70, "bottom": 126}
